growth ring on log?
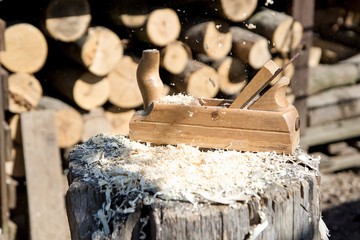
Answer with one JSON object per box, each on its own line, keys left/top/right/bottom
{"left": 0, "top": 23, "right": 48, "bottom": 73}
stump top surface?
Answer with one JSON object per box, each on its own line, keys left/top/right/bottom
{"left": 70, "top": 134, "right": 319, "bottom": 205}
{"left": 68, "top": 134, "right": 322, "bottom": 239}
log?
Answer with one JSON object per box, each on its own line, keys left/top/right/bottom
{"left": 44, "top": 0, "right": 91, "bottom": 42}
{"left": 327, "top": 142, "right": 358, "bottom": 156}
{"left": 211, "top": 0, "right": 258, "bottom": 22}
{"left": 136, "top": 8, "right": 181, "bottom": 47}
{"left": 301, "top": 116, "right": 360, "bottom": 147}
{"left": 5, "top": 144, "right": 25, "bottom": 178}
{"left": 5, "top": 176, "right": 17, "bottom": 210}
{"left": 170, "top": 60, "right": 220, "bottom": 98}
{"left": 312, "top": 36, "right": 357, "bottom": 64}
{"left": 272, "top": 57, "right": 295, "bottom": 84}
{"left": 308, "top": 46, "right": 322, "bottom": 67}
{"left": 66, "top": 134, "right": 322, "bottom": 240}
{"left": 37, "top": 96, "right": 84, "bottom": 148}
{"left": 81, "top": 108, "right": 112, "bottom": 142}
{"left": 104, "top": 106, "right": 135, "bottom": 136}
{"left": 160, "top": 41, "right": 192, "bottom": 74}
{"left": 107, "top": 55, "right": 143, "bottom": 109}
{"left": 320, "top": 153, "right": 360, "bottom": 173}
{"left": 230, "top": 26, "right": 271, "bottom": 69}
{"left": 212, "top": 56, "right": 248, "bottom": 95}
{"left": 308, "top": 55, "right": 360, "bottom": 94}
{"left": 0, "top": 19, "right": 4, "bottom": 52}
{"left": 307, "top": 85, "right": 360, "bottom": 126}
{"left": 0, "top": 23, "right": 48, "bottom": 73}
{"left": 62, "top": 26, "right": 123, "bottom": 76}
{"left": 48, "top": 66, "right": 110, "bottom": 111}
{"left": 170, "top": 0, "right": 258, "bottom": 22}
{"left": 106, "top": 0, "right": 149, "bottom": 28}
{"left": 183, "top": 21, "right": 232, "bottom": 60}
{"left": 0, "top": 122, "right": 11, "bottom": 239}
{"left": 247, "top": 9, "right": 303, "bottom": 54}
{"left": 7, "top": 72, "right": 43, "bottom": 113}
{"left": 20, "top": 110, "right": 70, "bottom": 240}
{"left": 8, "top": 114, "right": 21, "bottom": 145}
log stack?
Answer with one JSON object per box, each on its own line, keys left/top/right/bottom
{"left": 300, "top": 1, "right": 360, "bottom": 173}
{"left": 0, "top": 0, "right": 338, "bottom": 238}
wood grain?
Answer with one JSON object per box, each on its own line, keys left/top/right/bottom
{"left": 21, "top": 110, "right": 70, "bottom": 240}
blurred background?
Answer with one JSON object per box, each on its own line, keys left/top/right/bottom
{"left": 0, "top": 0, "right": 360, "bottom": 239}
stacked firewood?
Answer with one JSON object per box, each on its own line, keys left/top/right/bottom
{"left": 303, "top": 1, "right": 360, "bottom": 173}
{"left": 0, "top": 0, "right": 305, "bottom": 164}
{"left": 0, "top": 1, "right": 309, "bottom": 238}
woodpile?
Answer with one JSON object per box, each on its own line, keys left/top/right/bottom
{"left": 0, "top": 0, "right": 304, "bottom": 148}
{"left": 301, "top": 0, "right": 360, "bottom": 173}
{"left": 2, "top": 0, "right": 344, "bottom": 239}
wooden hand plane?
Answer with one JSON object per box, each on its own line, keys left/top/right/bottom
{"left": 129, "top": 49, "right": 300, "bottom": 154}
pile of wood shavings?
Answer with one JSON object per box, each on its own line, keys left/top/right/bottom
{"left": 157, "top": 93, "right": 199, "bottom": 105}
{"left": 70, "top": 134, "right": 319, "bottom": 238}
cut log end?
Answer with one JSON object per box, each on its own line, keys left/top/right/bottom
{"left": 105, "top": 107, "right": 136, "bottom": 136}
{"left": 186, "top": 64, "right": 220, "bottom": 98}
{"left": 8, "top": 73, "right": 43, "bottom": 113}
{"left": 160, "top": 41, "right": 192, "bottom": 74}
{"left": 203, "top": 22, "right": 232, "bottom": 60}
{"left": 0, "top": 23, "right": 48, "bottom": 73}
{"left": 219, "top": 0, "right": 258, "bottom": 22}
{"left": 108, "top": 55, "right": 143, "bottom": 108}
{"left": 273, "top": 19, "right": 303, "bottom": 53}
{"left": 74, "top": 73, "right": 110, "bottom": 110}
{"left": 146, "top": 8, "right": 181, "bottom": 47}
{"left": 213, "top": 57, "right": 247, "bottom": 95}
{"left": 45, "top": 0, "right": 91, "bottom": 42}
{"left": 108, "top": 0, "right": 149, "bottom": 28}
{"left": 82, "top": 27, "right": 124, "bottom": 76}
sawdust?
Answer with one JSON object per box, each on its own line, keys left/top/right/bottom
{"left": 70, "top": 133, "right": 320, "bottom": 238}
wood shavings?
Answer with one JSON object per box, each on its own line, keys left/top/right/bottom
{"left": 265, "top": 0, "right": 274, "bottom": 6}
{"left": 157, "top": 93, "right": 199, "bottom": 105}
{"left": 246, "top": 23, "right": 257, "bottom": 29}
{"left": 70, "top": 134, "right": 320, "bottom": 238}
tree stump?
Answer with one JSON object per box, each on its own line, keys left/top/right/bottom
{"left": 66, "top": 134, "right": 324, "bottom": 240}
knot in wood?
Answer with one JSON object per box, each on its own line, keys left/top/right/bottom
{"left": 211, "top": 110, "right": 220, "bottom": 121}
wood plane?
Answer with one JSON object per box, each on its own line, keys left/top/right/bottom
{"left": 129, "top": 49, "right": 300, "bottom": 154}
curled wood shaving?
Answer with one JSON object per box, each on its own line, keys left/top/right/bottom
{"left": 70, "top": 134, "right": 319, "bottom": 238}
